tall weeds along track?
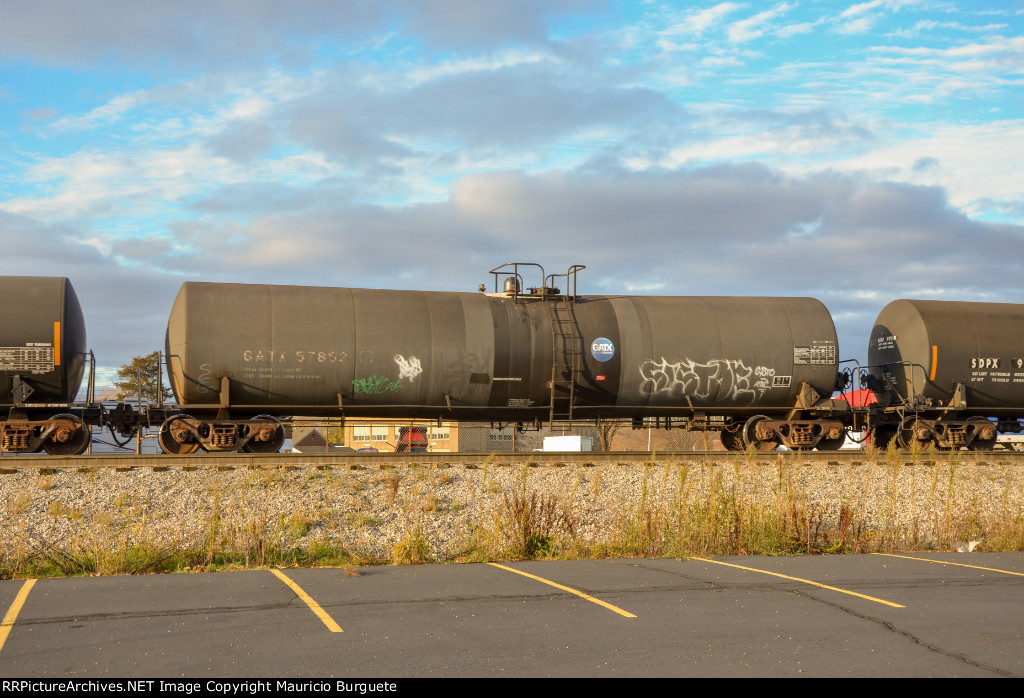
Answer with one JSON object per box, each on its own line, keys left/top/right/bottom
{"left": 1, "top": 455, "right": 1021, "bottom": 576}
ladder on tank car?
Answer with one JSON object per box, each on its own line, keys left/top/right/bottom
{"left": 547, "top": 266, "right": 585, "bottom": 427}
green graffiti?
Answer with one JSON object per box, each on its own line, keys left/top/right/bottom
{"left": 353, "top": 375, "right": 403, "bottom": 395}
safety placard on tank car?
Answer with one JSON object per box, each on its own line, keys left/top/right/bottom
{"left": 793, "top": 344, "right": 836, "bottom": 365}
{"left": 0, "top": 345, "right": 54, "bottom": 374}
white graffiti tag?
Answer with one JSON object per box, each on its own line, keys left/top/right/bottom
{"left": 639, "top": 358, "right": 773, "bottom": 404}
{"left": 394, "top": 354, "right": 423, "bottom": 382}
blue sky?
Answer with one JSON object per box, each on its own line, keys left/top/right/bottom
{"left": 1, "top": 0, "right": 1022, "bottom": 379}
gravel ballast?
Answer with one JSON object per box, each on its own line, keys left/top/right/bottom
{"left": 2, "top": 455, "right": 1022, "bottom": 567}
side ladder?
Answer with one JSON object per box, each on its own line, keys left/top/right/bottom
{"left": 548, "top": 293, "right": 582, "bottom": 426}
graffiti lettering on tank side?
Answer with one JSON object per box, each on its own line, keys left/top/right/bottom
{"left": 448, "top": 351, "right": 491, "bottom": 373}
{"left": 394, "top": 355, "right": 423, "bottom": 382}
{"left": 752, "top": 365, "right": 776, "bottom": 392}
{"left": 639, "top": 358, "right": 775, "bottom": 403}
{"left": 197, "top": 363, "right": 213, "bottom": 393}
{"left": 445, "top": 351, "right": 493, "bottom": 384}
{"left": 353, "top": 375, "right": 403, "bottom": 394}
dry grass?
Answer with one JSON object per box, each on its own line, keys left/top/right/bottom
{"left": 2, "top": 453, "right": 1022, "bottom": 580}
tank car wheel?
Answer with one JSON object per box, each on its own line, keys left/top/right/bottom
{"left": 742, "top": 415, "right": 778, "bottom": 451}
{"left": 967, "top": 417, "right": 997, "bottom": 451}
{"left": 159, "top": 415, "right": 201, "bottom": 455}
{"left": 815, "top": 435, "right": 846, "bottom": 451}
{"left": 242, "top": 415, "right": 285, "bottom": 454}
{"left": 897, "top": 418, "right": 931, "bottom": 451}
{"left": 869, "top": 426, "right": 898, "bottom": 450}
{"left": 42, "top": 414, "right": 90, "bottom": 456}
{"left": 720, "top": 423, "right": 745, "bottom": 452}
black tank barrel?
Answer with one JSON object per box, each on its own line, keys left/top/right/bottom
{"left": 0, "top": 276, "right": 87, "bottom": 405}
{"left": 869, "top": 299, "right": 1024, "bottom": 412}
{"left": 166, "top": 282, "right": 839, "bottom": 420}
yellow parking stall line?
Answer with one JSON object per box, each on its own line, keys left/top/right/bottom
{"left": 270, "top": 569, "right": 343, "bottom": 632}
{"left": 487, "top": 563, "right": 637, "bottom": 618}
{"left": 873, "top": 553, "right": 1024, "bottom": 577}
{"left": 0, "top": 579, "right": 37, "bottom": 653}
{"left": 691, "top": 558, "right": 905, "bottom": 608}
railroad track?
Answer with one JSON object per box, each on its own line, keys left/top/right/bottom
{"left": 2, "top": 449, "right": 1022, "bottom": 472}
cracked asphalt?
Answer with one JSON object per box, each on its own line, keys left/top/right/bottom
{"left": 1, "top": 553, "right": 1021, "bottom": 677}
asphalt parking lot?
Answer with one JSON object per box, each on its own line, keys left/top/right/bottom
{"left": 2, "top": 553, "right": 1021, "bottom": 677}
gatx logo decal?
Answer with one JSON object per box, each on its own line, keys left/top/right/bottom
{"left": 591, "top": 337, "right": 615, "bottom": 362}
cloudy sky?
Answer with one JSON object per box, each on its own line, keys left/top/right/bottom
{"left": 1, "top": 0, "right": 1022, "bottom": 383}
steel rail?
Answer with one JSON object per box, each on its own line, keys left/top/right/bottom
{"left": 1, "top": 449, "right": 1021, "bottom": 472}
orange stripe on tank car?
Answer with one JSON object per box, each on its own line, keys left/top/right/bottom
{"left": 929, "top": 344, "right": 937, "bottom": 382}
{"left": 54, "top": 322, "right": 61, "bottom": 366}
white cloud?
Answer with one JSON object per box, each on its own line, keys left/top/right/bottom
{"left": 727, "top": 3, "right": 796, "bottom": 43}
{"left": 48, "top": 91, "right": 152, "bottom": 133}
{"left": 839, "top": 0, "right": 884, "bottom": 20}
{"left": 675, "top": 3, "right": 742, "bottom": 36}
{"left": 3, "top": 144, "right": 244, "bottom": 222}
{"left": 776, "top": 21, "right": 816, "bottom": 38}
{"left": 875, "top": 34, "right": 1024, "bottom": 61}
{"left": 402, "top": 48, "right": 557, "bottom": 86}
{"left": 0, "top": 0, "right": 602, "bottom": 67}
{"left": 821, "top": 120, "right": 1024, "bottom": 220}
{"left": 837, "top": 15, "right": 877, "bottom": 35}
{"left": 891, "top": 20, "right": 1009, "bottom": 38}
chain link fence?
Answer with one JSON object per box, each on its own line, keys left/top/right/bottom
{"left": 289, "top": 419, "right": 725, "bottom": 453}
{"left": 25, "top": 418, "right": 726, "bottom": 456}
